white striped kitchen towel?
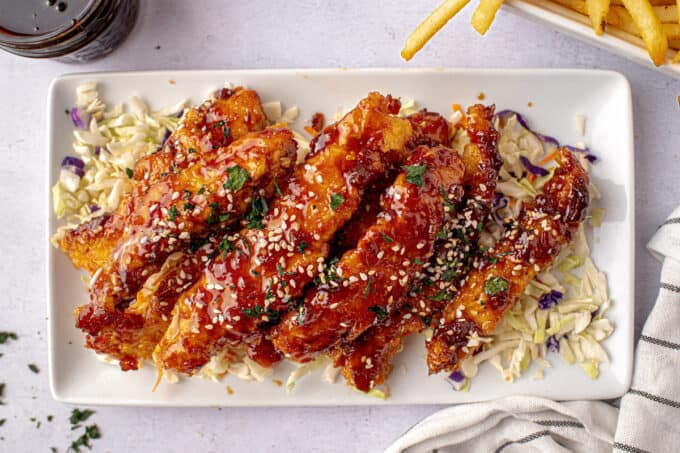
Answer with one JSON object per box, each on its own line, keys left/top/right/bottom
{"left": 386, "top": 207, "right": 680, "bottom": 453}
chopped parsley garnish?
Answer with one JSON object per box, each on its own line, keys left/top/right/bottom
{"left": 402, "top": 164, "right": 427, "bottom": 187}
{"left": 218, "top": 238, "right": 234, "bottom": 255}
{"left": 223, "top": 126, "right": 231, "bottom": 139}
{"left": 413, "top": 258, "right": 425, "bottom": 265}
{"left": 380, "top": 232, "right": 393, "bottom": 243}
{"left": 368, "top": 305, "right": 388, "bottom": 320}
{"left": 183, "top": 202, "right": 195, "bottom": 212}
{"left": 214, "top": 120, "right": 226, "bottom": 128}
{"left": 167, "top": 206, "right": 179, "bottom": 221}
{"left": 329, "top": 193, "right": 344, "bottom": 211}
{"left": 437, "top": 228, "right": 447, "bottom": 240}
{"left": 125, "top": 167, "right": 133, "bottom": 179}
{"left": 298, "top": 241, "right": 308, "bottom": 253}
{"left": 484, "top": 276, "right": 509, "bottom": 296}
{"left": 244, "top": 195, "right": 268, "bottom": 229}
{"left": 364, "top": 276, "right": 374, "bottom": 298}
{"left": 251, "top": 269, "right": 260, "bottom": 277}
{"left": 242, "top": 305, "right": 263, "bottom": 318}
{"left": 69, "top": 409, "right": 95, "bottom": 426}
{"left": 276, "top": 264, "right": 285, "bottom": 276}
{"left": 197, "top": 186, "right": 206, "bottom": 195}
{"left": 188, "top": 147, "right": 196, "bottom": 154}
{"left": 488, "top": 251, "right": 513, "bottom": 265}
{"left": 207, "top": 202, "right": 220, "bottom": 225}
{"left": 440, "top": 185, "right": 456, "bottom": 209}
{"left": 69, "top": 424, "right": 101, "bottom": 453}
{"left": 441, "top": 267, "right": 458, "bottom": 282}
{"left": 297, "top": 306, "right": 306, "bottom": 325}
{"left": 0, "top": 332, "right": 17, "bottom": 344}
{"left": 219, "top": 213, "right": 231, "bottom": 222}
{"left": 28, "top": 364, "right": 39, "bottom": 374}
{"left": 274, "top": 177, "right": 283, "bottom": 196}
{"left": 480, "top": 299, "right": 487, "bottom": 306}
{"left": 223, "top": 165, "right": 250, "bottom": 191}
{"left": 428, "top": 290, "right": 450, "bottom": 302}
{"left": 189, "top": 236, "right": 208, "bottom": 253}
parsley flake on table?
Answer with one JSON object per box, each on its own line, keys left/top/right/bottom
{"left": 28, "top": 364, "right": 39, "bottom": 374}
{"left": 0, "top": 332, "right": 17, "bottom": 344}
{"left": 402, "top": 164, "right": 427, "bottom": 187}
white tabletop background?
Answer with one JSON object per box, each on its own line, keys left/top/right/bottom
{"left": 0, "top": 1, "right": 677, "bottom": 452}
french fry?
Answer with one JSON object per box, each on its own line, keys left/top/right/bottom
{"left": 471, "top": 0, "right": 506, "bottom": 35}
{"left": 552, "top": 0, "right": 588, "bottom": 15}
{"left": 621, "top": 0, "right": 669, "bottom": 65}
{"left": 651, "top": 5, "right": 679, "bottom": 22}
{"left": 586, "top": 0, "right": 612, "bottom": 34}
{"left": 612, "top": 0, "right": 675, "bottom": 5}
{"left": 401, "top": 0, "right": 472, "bottom": 61}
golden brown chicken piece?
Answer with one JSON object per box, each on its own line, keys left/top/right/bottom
{"left": 57, "top": 87, "right": 267, "bottom": 274}
{"left": 427, "top": 148, "right": 589, "bottom": 374}
{"left": 153, "top": 92, "right": 414, "bottom": 374}
{"left": 332, "top": 104, "right": 501, "bottom": 391}
{"left": 76, "top": 128, "right": 297, "bottom": 337}
{"left": 272, "top": 145, "right": 466, "bottom": 362}
{"left": 85, "top": 242, "right": 215, "bottom": 370}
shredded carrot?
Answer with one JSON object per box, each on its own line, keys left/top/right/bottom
{"left": 304, "top": 126, "right": 318, "bottom": 137}
{"left": 528, "top": 173, "right": 536, "bottom": 183}
{"left": 451, "top": 103, "right": 464, "bottom": 114}
{"left": 539, "top": 150, "right": 560, "bottom": 166}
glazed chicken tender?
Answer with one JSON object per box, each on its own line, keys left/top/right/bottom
{"left": 331, "top": 104, "right": 501, "bottom": 391}
{"left": 57, "top": 87, "right": 267, "bottom": 274}
{"left": 153, "top": 93, "right": 415, "bottom": 374}
{"left": 427, "top": 148, "right": 589, "bottom": 374}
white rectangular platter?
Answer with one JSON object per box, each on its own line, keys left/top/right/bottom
{"left": 47, "top": 68, "right": 634, "bottom": 406}
{"left": 506, "top": 0, "right": 680, "bottom": 80}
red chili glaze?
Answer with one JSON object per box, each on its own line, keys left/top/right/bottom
{"left": 271, "top": 145, "right": 466, "bottom": 362}
{"left": 154, "top": 93, "right": 415, "bottom": 374}
{"left": 76, "top": 128, "right": 297, "bottom": 338}
{"left": 406, "top": 109, "right": 450, "bottom": 148}
{"left": 310, "top": 112, "right": 325, "bottom": 133}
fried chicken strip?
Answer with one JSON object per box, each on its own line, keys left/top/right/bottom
{"left": 153, "top": 93, "right": 415, "bottom": 374}
{"left": 76, "top": 128, "right": 297, "bottom": 337}
{"left": 272, "top": 144, "right": 466, "bottom": 362}
{"left": 57, "top": 87, "right": 267, "bottom": 274}
{"left": 427, "top": 148, "right": 589, "bottom": 374}
{"left": 332, "top": 104, "right": 501, "bottom": 391}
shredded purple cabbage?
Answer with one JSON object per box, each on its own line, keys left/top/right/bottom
{"left": 94, "top": 146, "right": 101, "bottom": 157}
{"left": 519, "top": 155, "right": 549, "bottom": 177}
{"left": 70, "top": 107, "right": 86, "bottom": 129}
{"left": 492, "top": 193, "right": 508, "bottom": 225}
{"left": 547, "top": 335, "right": 560, "bottom": 352}
{"left": 538, "top": 289, "right": 563, "bottom": 309}
{"left": 161, "top": 129, "right": 171, "bottom": 146}
{"left": 448, "top": 371, "right": 465, "bottom": 383}
{"left": 90, "top": 205, "right": 100, "bottom": 213}
{"left": 496, "top": 110, "right": 599, "bottom": 164}
{"left": 61, "top": 156, "right": 84, "bottom": 169}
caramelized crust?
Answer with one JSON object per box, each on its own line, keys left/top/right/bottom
{"left": 427, "top": 148, "right": 589, "bottom": 374}
{"left": 57, "top": 87, "right": 266, "bottom": 274}
{"left": 76, "top": 128, "right": 297, "bottom": 337}
{"left": 272, "top": 145, "right": 465, "bottom": 362}
{"left": 153, "top": 93, "right": 414, "bottom": 374}
{"left": 332, "top": 104, "right": 501, "bottom": 391}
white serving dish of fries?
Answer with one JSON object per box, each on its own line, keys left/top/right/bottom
{"left": 506, "top": 0, "right": 680, "bottom": 79}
